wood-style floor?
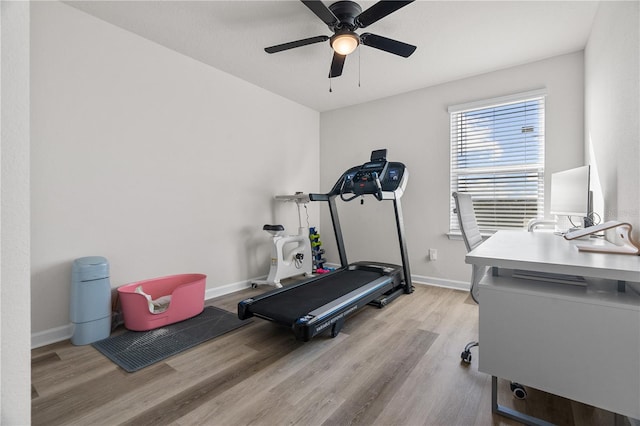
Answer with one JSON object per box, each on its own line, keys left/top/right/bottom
{"left": 32, "top": 283, "right": 627, "bottom": 426}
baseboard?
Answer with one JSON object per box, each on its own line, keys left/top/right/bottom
{"left": 31, "top": 276, "right": 263, "bottom": 349}
{"left": 32, "top": 323, "right": 74, "bottom": 349}
{"left": 204, "top": 276, "right": 259, "bottom": 300}
{"left": 324, "top": 263, "right": 470, "bottom": 292}
{"left": 411, "top": 273, "right": 470, "bottom": 291}
{"left": 31, "top": 273, "right": 466, "bottom": 349}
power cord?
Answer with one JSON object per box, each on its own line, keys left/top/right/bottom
{"left": 470, "top": 279, "right": 479, "bottom": 304}
{"left": 340, "top": 177, "right": 359, "bottom": 202}
{"left": 568, "top": 211, "right": 602, "bottom": 229}
{"left": 304, "top": 203, "right": 310, "bottom": 229}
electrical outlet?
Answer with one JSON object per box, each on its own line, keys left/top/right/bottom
{"left": 429, "top": 248, "right": 438, "bottom": 261}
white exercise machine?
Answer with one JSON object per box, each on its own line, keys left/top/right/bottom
{"left": 252, "top": 193, "right": 313, "bottom": 288}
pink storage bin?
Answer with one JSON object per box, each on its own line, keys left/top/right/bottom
{"left": 117, "top": 273, "right": 206, "bottom": 331}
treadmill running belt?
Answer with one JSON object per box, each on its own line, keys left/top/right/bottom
{"left": 250, "top": 269, "right": 381, "bottom": 324}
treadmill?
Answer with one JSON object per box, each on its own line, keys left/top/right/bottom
{"left": 238, "top": 149, "right": 413, "bottom": 341}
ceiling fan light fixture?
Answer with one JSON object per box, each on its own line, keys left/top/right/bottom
{"left": 330, "top": 32, "right": 360, "bottom": 55}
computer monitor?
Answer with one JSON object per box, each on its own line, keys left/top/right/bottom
{"left": 549, "top": 165, "right": 593, "bottom": 227}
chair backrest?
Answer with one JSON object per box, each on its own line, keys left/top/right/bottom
{"left": 452, "top": 192, "right": 483, "bottom": 253}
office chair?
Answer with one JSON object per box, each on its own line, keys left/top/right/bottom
{"left": 452, "top": 192, "right": 527, "bottom": 399}
{"left": 452, "top": 192, "right": 486, "bottom": 306}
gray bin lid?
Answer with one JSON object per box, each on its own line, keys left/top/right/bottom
{"left": 72, "top": 256, "right": 109, "bottom": 281}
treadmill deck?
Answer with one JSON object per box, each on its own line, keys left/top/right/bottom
{"left": 238, "top": 262, "right": 405, "bottom": 340}
{"left": 247, "top": 269, "right": 381, "bottom": 324}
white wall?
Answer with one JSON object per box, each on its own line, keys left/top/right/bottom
{"left": 320, "top": 52, "right": 585, "bottom": 285}
{"left": 1, "top": 1, "right": 32, "bottom": 422}
{"left": 30, "top": 2, "right": 319, "bottom": 340}
{"left": 585, "top": 1, "right": 640, "bottom": 243}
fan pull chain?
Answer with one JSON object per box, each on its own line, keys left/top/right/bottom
{"left": 358, "top": 47, "right": 361, "bottom": 87}
{"left": 329, "top": 48, "right": 333, "bottom": 93}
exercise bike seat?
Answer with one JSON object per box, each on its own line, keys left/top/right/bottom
{"left": 263, "top": 224, "right": 285, "bottom": 232}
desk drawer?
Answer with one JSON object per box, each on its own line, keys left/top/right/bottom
{"left": 478, "top": 275, "right": 640, "bottom": 419}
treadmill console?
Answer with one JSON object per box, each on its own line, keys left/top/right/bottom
{"left": 338, "top": 149, "right": 407, "bottom": 200}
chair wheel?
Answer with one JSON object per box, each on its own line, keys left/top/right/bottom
{"left": 461, "top": 350, "right": 472, "bottom": 363}
{"left": 510, "top": 382, "right": 527, "bottom": 399}
{"left": 251, "top": 283, "right": 258, "bottom": 289}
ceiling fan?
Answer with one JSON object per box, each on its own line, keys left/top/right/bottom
{"left": 264, "top": 0, "right": 416, "bottom": 78}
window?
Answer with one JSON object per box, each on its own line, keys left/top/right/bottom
{"left": 449, "top": 90, "right": 546, "bottom": 234}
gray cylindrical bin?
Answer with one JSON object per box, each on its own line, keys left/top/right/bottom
{"left": 70, "top": 256, "right": 111, "bottom": 345}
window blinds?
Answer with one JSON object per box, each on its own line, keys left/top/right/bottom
{"left": 449, "top": 92, "right": 545, "bottom": 233}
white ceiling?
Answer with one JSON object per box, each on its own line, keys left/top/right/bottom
{"left": 66, "top": 0, "right": 599, "bottom": 112}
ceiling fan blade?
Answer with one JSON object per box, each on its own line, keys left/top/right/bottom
{"left": 301, "top": 0, "right": 339, "bottom": 26}
{"left": 265, "top": 35, "right": 329, "bottom": 54}
{"left": 360, "top": 33, "right": 416, "bottom": 58}
{"left": 356, "top": 1, "right": 414, "bottom": 28}
{"left": 329, "top": 52, "right": 346, "bottom": 78}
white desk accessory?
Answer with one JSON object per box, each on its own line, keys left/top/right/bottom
{"left": 564, "top": 220, "right": 640, "bottom": 255}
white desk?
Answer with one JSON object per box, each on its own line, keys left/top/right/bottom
{"left": 467, "top": 231, "right": 640, "bottom": 425}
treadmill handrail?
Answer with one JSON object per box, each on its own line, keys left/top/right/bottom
{"left": 308, "top": 193, "right": 329, "bottom": 202}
